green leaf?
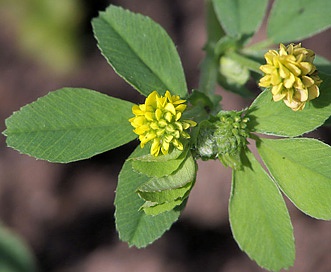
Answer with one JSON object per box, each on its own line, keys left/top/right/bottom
{"left": 248, "top": 74, "right": 331, "bottom": 136}
{"left": 138, "top": 180, "right": 193, "bottom": 203}
{"left": 92, "top": 5, "right": 187, "bottom": 97}
{"left": 212, "top": 0, "right": 268, "bottom": 40}
{"left": 132, "top": 145, "right": 184, "bottom": 162}
{"left": 230, "top": 150, "right": 295, "bottom": 271}
{"left": 137, "top": 153, "right": 196, "bottom": 192}
{"left": 267, "top": 0, "right": 331, "bottom": 43}
{"left": 141, "top": 199, "right": 185, "bottom": 216}
{"left": 4, "top": 88, "right": 136, "bottom": 163}
{"left": 0, "top": 225, "right": 36, "bottom": 272}
{"left": 115, "top": 147, "right": 182, "bottom": 248}
{"left": 257, "top": 138, "right": 331, "bottom": 220}
{"left": 132, "top": 149, "right": 188, "bottom": 178}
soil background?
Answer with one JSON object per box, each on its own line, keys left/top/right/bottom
{"left": 0, "top": 1, "right": 331, "bottom": 271}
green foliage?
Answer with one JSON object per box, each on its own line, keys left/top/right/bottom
{"left": 258, "top": 138, "right": 331, "bottom": 220}
{"left": 138, "top": 182, "right": 192, "bottom": 204}
{"left": 4, "top": 88, "right": 136, "bottom": 163}
{"left": 0, "top": 225, "right": 36, "bottom": 272}
{"left": 3, "top": 2, "right": 331, "bottom": 271}
{"left": 141, "top": 199, "right": 186, "bottom": 216}
{"left": 137, "top": 153, "right": 196, "bottom": 191}
{"left": 267, "top": 0, "right": 331, "bottom": 43}
{"left": 135, "top": 151, "right": 196, "bottom": 216}
{"left": 212, "top": 0, "right": 269, "bottom": 41}
{"left": 92, "top": 5, "right": 187, "bottom": 98}
{"left": 230, "top": 150, "right": 295, "bottom": 271}
{"left": 115, "top": 147, "right": 183, "bottom": 248}
{"left": 132, "top": 149, "right": 188, "bottom": 178}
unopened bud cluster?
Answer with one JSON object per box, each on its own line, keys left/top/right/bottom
{"left": 194, "top": 111, "right": 249, "bottom": 169}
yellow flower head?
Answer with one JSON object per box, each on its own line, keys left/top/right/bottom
{"left": 259, "top": 43, "right": 322, "bottom": 111}
{"left": 129, "top": 90, "right": 197, "bottom": 156}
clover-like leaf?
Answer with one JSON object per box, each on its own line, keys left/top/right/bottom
{"left": 92, "top": 5, "right": 187, "bottom": 97}
{"left": 115, "top": 146, "right": 183, "bottom": 248}
{"left": 230, "top": 150, "right": 295, "bottom": 271}
{"left": 141, "top": 199, "right": 186, "bottom": 216}
{"left": 132, "top": 149, "right": 188, "bottom": 178}
{"left": 4, "top": 88, "right": 136, "bottom": 163}
{"left": 212, "top": 0, "right": 268, "bottom": 41}
{"left": 138, "top": 180, "right": 193, "bottom": 204}
{"left": 267, "top": 0, "right": 331, "bottom": 43}
{"left": 257, "top": 138, "right": 331, "bottom": 220}
{"left": 137, "top": 153, "right": 196, "bottom": 192}
{"left": 138, "top": 180, "right": 193, "bottom": 216}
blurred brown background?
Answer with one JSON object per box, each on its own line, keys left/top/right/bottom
{"left": 0, "top": 0, "right": 331, "bottom": 271}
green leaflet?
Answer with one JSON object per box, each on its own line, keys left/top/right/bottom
{"left": 248, "top": 73, "right": 331, "bottom": 137}
{"left": 0, "top": 225, "right": 36, "bottom": 272}
{"left": 267, "top": 0, "right": 331, "bottom": 43}
{"left": 4, "top": 88, "right": 136, "bottom": 163}
{"left": 92, "top": 5, "right": 187, "bottom": 97}
{"left": 141, "top": 199, "right": 185, "bottom": 216}
{"left": 138, "top": 181, "right": 193, "bottom": 203}
{"left": 131, "top": 146, "right": 183, "bottom": 162}
{"left": 257, "top": 138, "right": 331, "bottom": 220}
{"left": 136, "top": 153, "right": 196, "bottom": 216}
{"left": 230, "top": 150, "right": 295, "bottom": 271}
{"left": 137, "top": 153, "right": 196, "bottom": 192}
{"left": 115, "top": 146, "right": 183, "bottom": 248}
{"left": 132, "top": 149, "right": 188, "bottom": 178}
{"left": 212, "top": 0, "right": 268, "bottom": 41}
{"left": 138, "top": 181, "right": 193, "bottom": 216}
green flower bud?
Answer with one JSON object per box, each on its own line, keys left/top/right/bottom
{"left": 194, "top": 110, "right": 249, "bottom": 170}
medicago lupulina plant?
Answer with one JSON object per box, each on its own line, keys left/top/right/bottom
{"left": 3, "top": 1, "right": 331, "bottom": 271}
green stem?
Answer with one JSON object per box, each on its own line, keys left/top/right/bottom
{"left": 226, "top": 51, "right": 263, "bottom": 75}
{"left": 198, "top": 0, "right": 224, "bottom": 100}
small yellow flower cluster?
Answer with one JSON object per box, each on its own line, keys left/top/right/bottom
{"left": 259, "top": 43, "right": 322, "bottom": 111}
{"left": 129, "top": 91, "right": 196, "bottom": 156}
